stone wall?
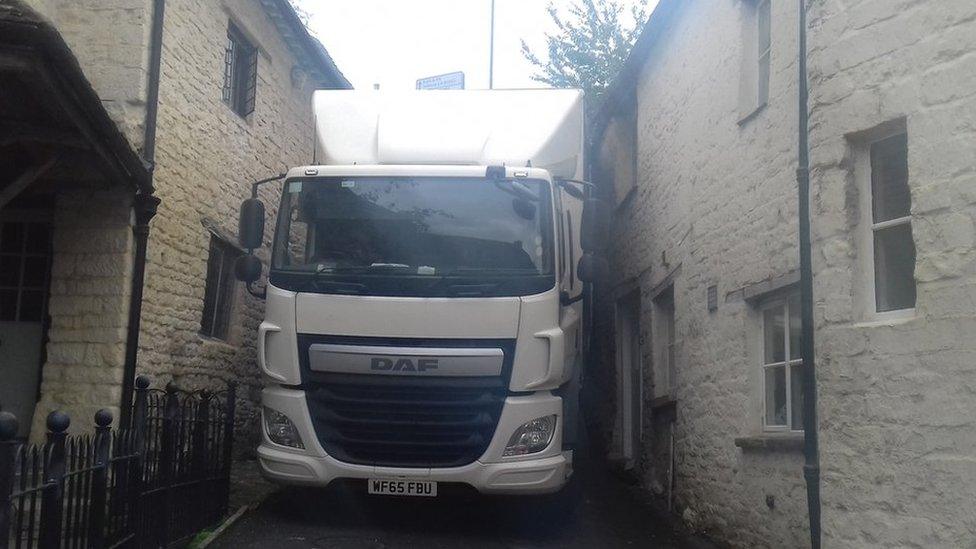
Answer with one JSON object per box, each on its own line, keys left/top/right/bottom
{"left": 808, "top": 1, "right": 976, "bottom": 546}
{"left": 22, "top": 0, "right": 152, "bottom": 151}
{"left": 136, "top": 0, "right": 320, "bottom": 447}
{"left": 595, "top": 0, "right": 976, "bottom": 547}
{"left": 31, "top": 189, "right": 134, "bottom": 440}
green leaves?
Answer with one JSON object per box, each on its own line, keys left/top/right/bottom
{"left": 522, "top": 0, "right": 648, "bottom": 113}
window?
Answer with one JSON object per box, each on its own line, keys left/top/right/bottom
{"left": 0, "top": 221, "right": 51, "bottom": 322}
{"left": 761, "top": 295, "right": 803, "bottom": 431}
{"left": 223, "top": 23, "right": 258, "bottom": 117}
{"left": 200, "top": 235, "right": 241, "bottom": 340}
{"left": 868, "top": 133, "right": 916, "bottom": 313}
{"left": 756, "top": 0, "right": 771, "bottom": 107}
{"left": 652, "top": 286, "right": 676, "bottom": 397}
{"left": 738, "top": 0, "right": 771, "bottom": 121}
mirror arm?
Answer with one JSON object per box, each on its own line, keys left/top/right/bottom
{"left": 556, "top": 178, "right": 598, "bottom": 199}
{"left": 560, "top": 290, "right": 584, "bottom": 307}
{"left": 251, "top": 172, "right": 287, "bottom": 199}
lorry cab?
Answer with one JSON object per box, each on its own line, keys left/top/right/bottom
{"left": 235, "top": 90, "right": 609, "bottom": 497}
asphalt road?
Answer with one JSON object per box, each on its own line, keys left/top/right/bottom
{"left": 211, "top": 458, "right": 696, "bottom": 549}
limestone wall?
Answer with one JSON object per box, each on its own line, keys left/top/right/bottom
{"left": 136, "top": 0, "right": 319, "bottom": 447}
{"left": 808, "top": 1, "right": 976, "bottom": 546}
{"left": 31, "top": 190, "right": 134, "bottom": 440}
{"left": 22, "top": 0, "right": 152, "bottom": 151}
{"left": 596, "top": 0, "right": 975, "bottom": 546}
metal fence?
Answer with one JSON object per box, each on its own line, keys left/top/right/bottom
{"left": 0, "top": 376, "right": 237, "bottom": 549}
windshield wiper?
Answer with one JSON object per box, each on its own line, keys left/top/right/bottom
{"left": 300, "top": 265, "right": 367, "bottom": 294}
{"left": 314, "top": 263, "right": 414, "bottom": 274}
{"left": 440, "top": 267, "right": 542, "bottom": 276}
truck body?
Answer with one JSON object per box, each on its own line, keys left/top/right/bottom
{"left": 250, "top": 89, "right": 595, "bottom": 497}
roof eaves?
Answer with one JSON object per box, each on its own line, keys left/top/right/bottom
{"left": 258, "top": 0, "right": 352, "bottom": 89}
{"left": 0, "top": 0, "right": 153, "bottom": 192}
{"left": 591, "top": 0, "right": 682, "bottom": 146}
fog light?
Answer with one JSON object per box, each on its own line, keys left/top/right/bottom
{"left": 503, "top": 415, "right": 556, "bottom": 457}
{"left": 263, "top": 407, "right": 304, "bottom": 449}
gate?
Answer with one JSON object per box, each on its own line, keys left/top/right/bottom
{"left": 0, "top": 376, "right": 237, "bottom": 548}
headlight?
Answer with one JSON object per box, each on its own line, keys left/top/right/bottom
{"left": 503, "top": 415, "right": 556, "bottom": 457}
{"left": 263, "top": 407, "right": 304, "bottom": 449}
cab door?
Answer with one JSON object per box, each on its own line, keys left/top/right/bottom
{"left": 556, "top": 187, "right": 584, "bottom": 446}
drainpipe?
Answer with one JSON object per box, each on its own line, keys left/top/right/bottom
{"left": 120, "top": 0, "right": 166, "bottom": 428}
{"left": 796, "top": 1, "right": 822, "bottom": 547}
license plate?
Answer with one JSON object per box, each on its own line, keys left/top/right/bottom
{"left": 367, "top": 478, "right": 437, "bottom": 497}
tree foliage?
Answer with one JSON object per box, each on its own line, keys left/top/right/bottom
{"left": 521, "top": 0, "right": 648, "bottom": 111}
{"left": 288, "top": 0, "right": 312, "bottom": 28}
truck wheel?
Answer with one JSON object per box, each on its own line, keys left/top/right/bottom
{"left": 518, "top": 469, "right": 582, "bottom": 523}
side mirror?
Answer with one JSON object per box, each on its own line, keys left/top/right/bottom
{"left": 239, "top": 198, "right": 265, "bottom": 250}
{"left": 580, "top": 198, "right": 610, "bottom": 252}
{"left": 577, "top": 252, "right": 609, "bottom": 283}
{"left": 234, "top": 254, "right": 263, "bottom": 283}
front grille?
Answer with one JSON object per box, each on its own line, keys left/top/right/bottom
{"left": 305, "top": 374, "right": 507, "bottom": 467}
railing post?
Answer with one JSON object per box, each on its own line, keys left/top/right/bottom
{"left": 0, "top": 412, "right": 19, "bottom": 549}
{"left": 190, "top": 391, "right": 210, "bottom": 528}
{"left": 192, "top": 391, "right": 210, "bottom": 480}
{"left": 39, "top": 411, "right": 69, "bottom": 549}
{"left": 131, "top": 375, "right": 151, "bottom": 450}
{"left": 219, "top": 382, "right": 237, "bottom": 517}
{"left": 88, "top": 410, "right": 113, "bottom": 549}
{"left": 159, "top": 382, "right": 179, "bottom": 545}
{"left": 129, "top": 375, "right": 150, "bottom": 546}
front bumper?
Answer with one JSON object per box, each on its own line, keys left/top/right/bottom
{"left": 258, "top": 386, "right": 572, "bottom": 495}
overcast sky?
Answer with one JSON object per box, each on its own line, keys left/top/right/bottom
{"left": 295, "top": 0, "right": 655, "bottom": 90}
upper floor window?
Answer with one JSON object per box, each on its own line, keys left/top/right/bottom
{"left": 738, "top": 0, "right": 772, "bottom": 121}
{"left": 762, "top": 294, "right": 803, "bottom": 431}
{"left": 200, "top": 234, "right": 241, "bottom": 340}
{"left": 223, "top": 23, "right": 258, "bottom": 117}
{"left": 756, "top": 0, "right": 771, "bottom": 106}
{"left": 867, "top": 133, "right": 916, "bottom": 313}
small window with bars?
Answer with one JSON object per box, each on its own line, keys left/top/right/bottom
{"left": 0, "top": 221, "right": 52, "bottom": 322}
{"left": 223, "top": 23, "right": 258, "bottom": 118}
{"left": 200, "top": 235, "right": 242, "bottom": 340}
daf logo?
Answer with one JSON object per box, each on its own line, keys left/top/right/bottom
{"left": 370, "top": 357, "right": 439, "bottom": 372}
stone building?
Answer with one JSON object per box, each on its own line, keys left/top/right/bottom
{"left": 0, "top": 0, "right": 349, "bottom": 440}
{"left": 591, "top": 1, "right": 976, "bottom": 547}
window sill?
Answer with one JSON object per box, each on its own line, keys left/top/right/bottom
{"left": 198, "top": 333, "right": 236, "bottom": 349}
{"left": 737, "top": 102, "right": 767, "bottom": 126}
{"left": 223, "top": 102, "right": 254, "bottom": 127}
{"left": 854, "top": 309, "right": 916, "bottom": 328}
{"left": 649, "top": 395, "right": 677, "bottom": 411}
{"left": 734, "top": 432, "right": 804, "bottom": 453}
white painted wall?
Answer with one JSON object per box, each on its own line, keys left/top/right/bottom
{"left": 597, "top": 0, "right": 976, "bottom": 546}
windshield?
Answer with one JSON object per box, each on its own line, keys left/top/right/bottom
{"left": 271, "top": 176, "right": 555, "bottom": 296}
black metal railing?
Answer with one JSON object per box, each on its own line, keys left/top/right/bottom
{"left": 1, "top": 376, "right": 236, "bottom": 549}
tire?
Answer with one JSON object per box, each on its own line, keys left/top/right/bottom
{"left": 539, "top": 468, "right": 583, "bottom": 520}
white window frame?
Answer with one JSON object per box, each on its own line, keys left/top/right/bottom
{"left": 756, "top": 0, "right": 771, "bottom": 107}
{"left": 760, "top": 296, "right": 803, "bottom": 433}
{"left": 854, "top": 130, "right": 916, "bottom": 322}
{"left": 652, "top": 287, "right": 676, "bottom": 399}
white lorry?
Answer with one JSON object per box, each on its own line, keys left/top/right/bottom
{"left": 234, "top": 89, "right": 609, "bottom": 500}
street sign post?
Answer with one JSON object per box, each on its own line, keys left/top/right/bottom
{"left": 416, "top": 71, "right": 465, "bottom": 90}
